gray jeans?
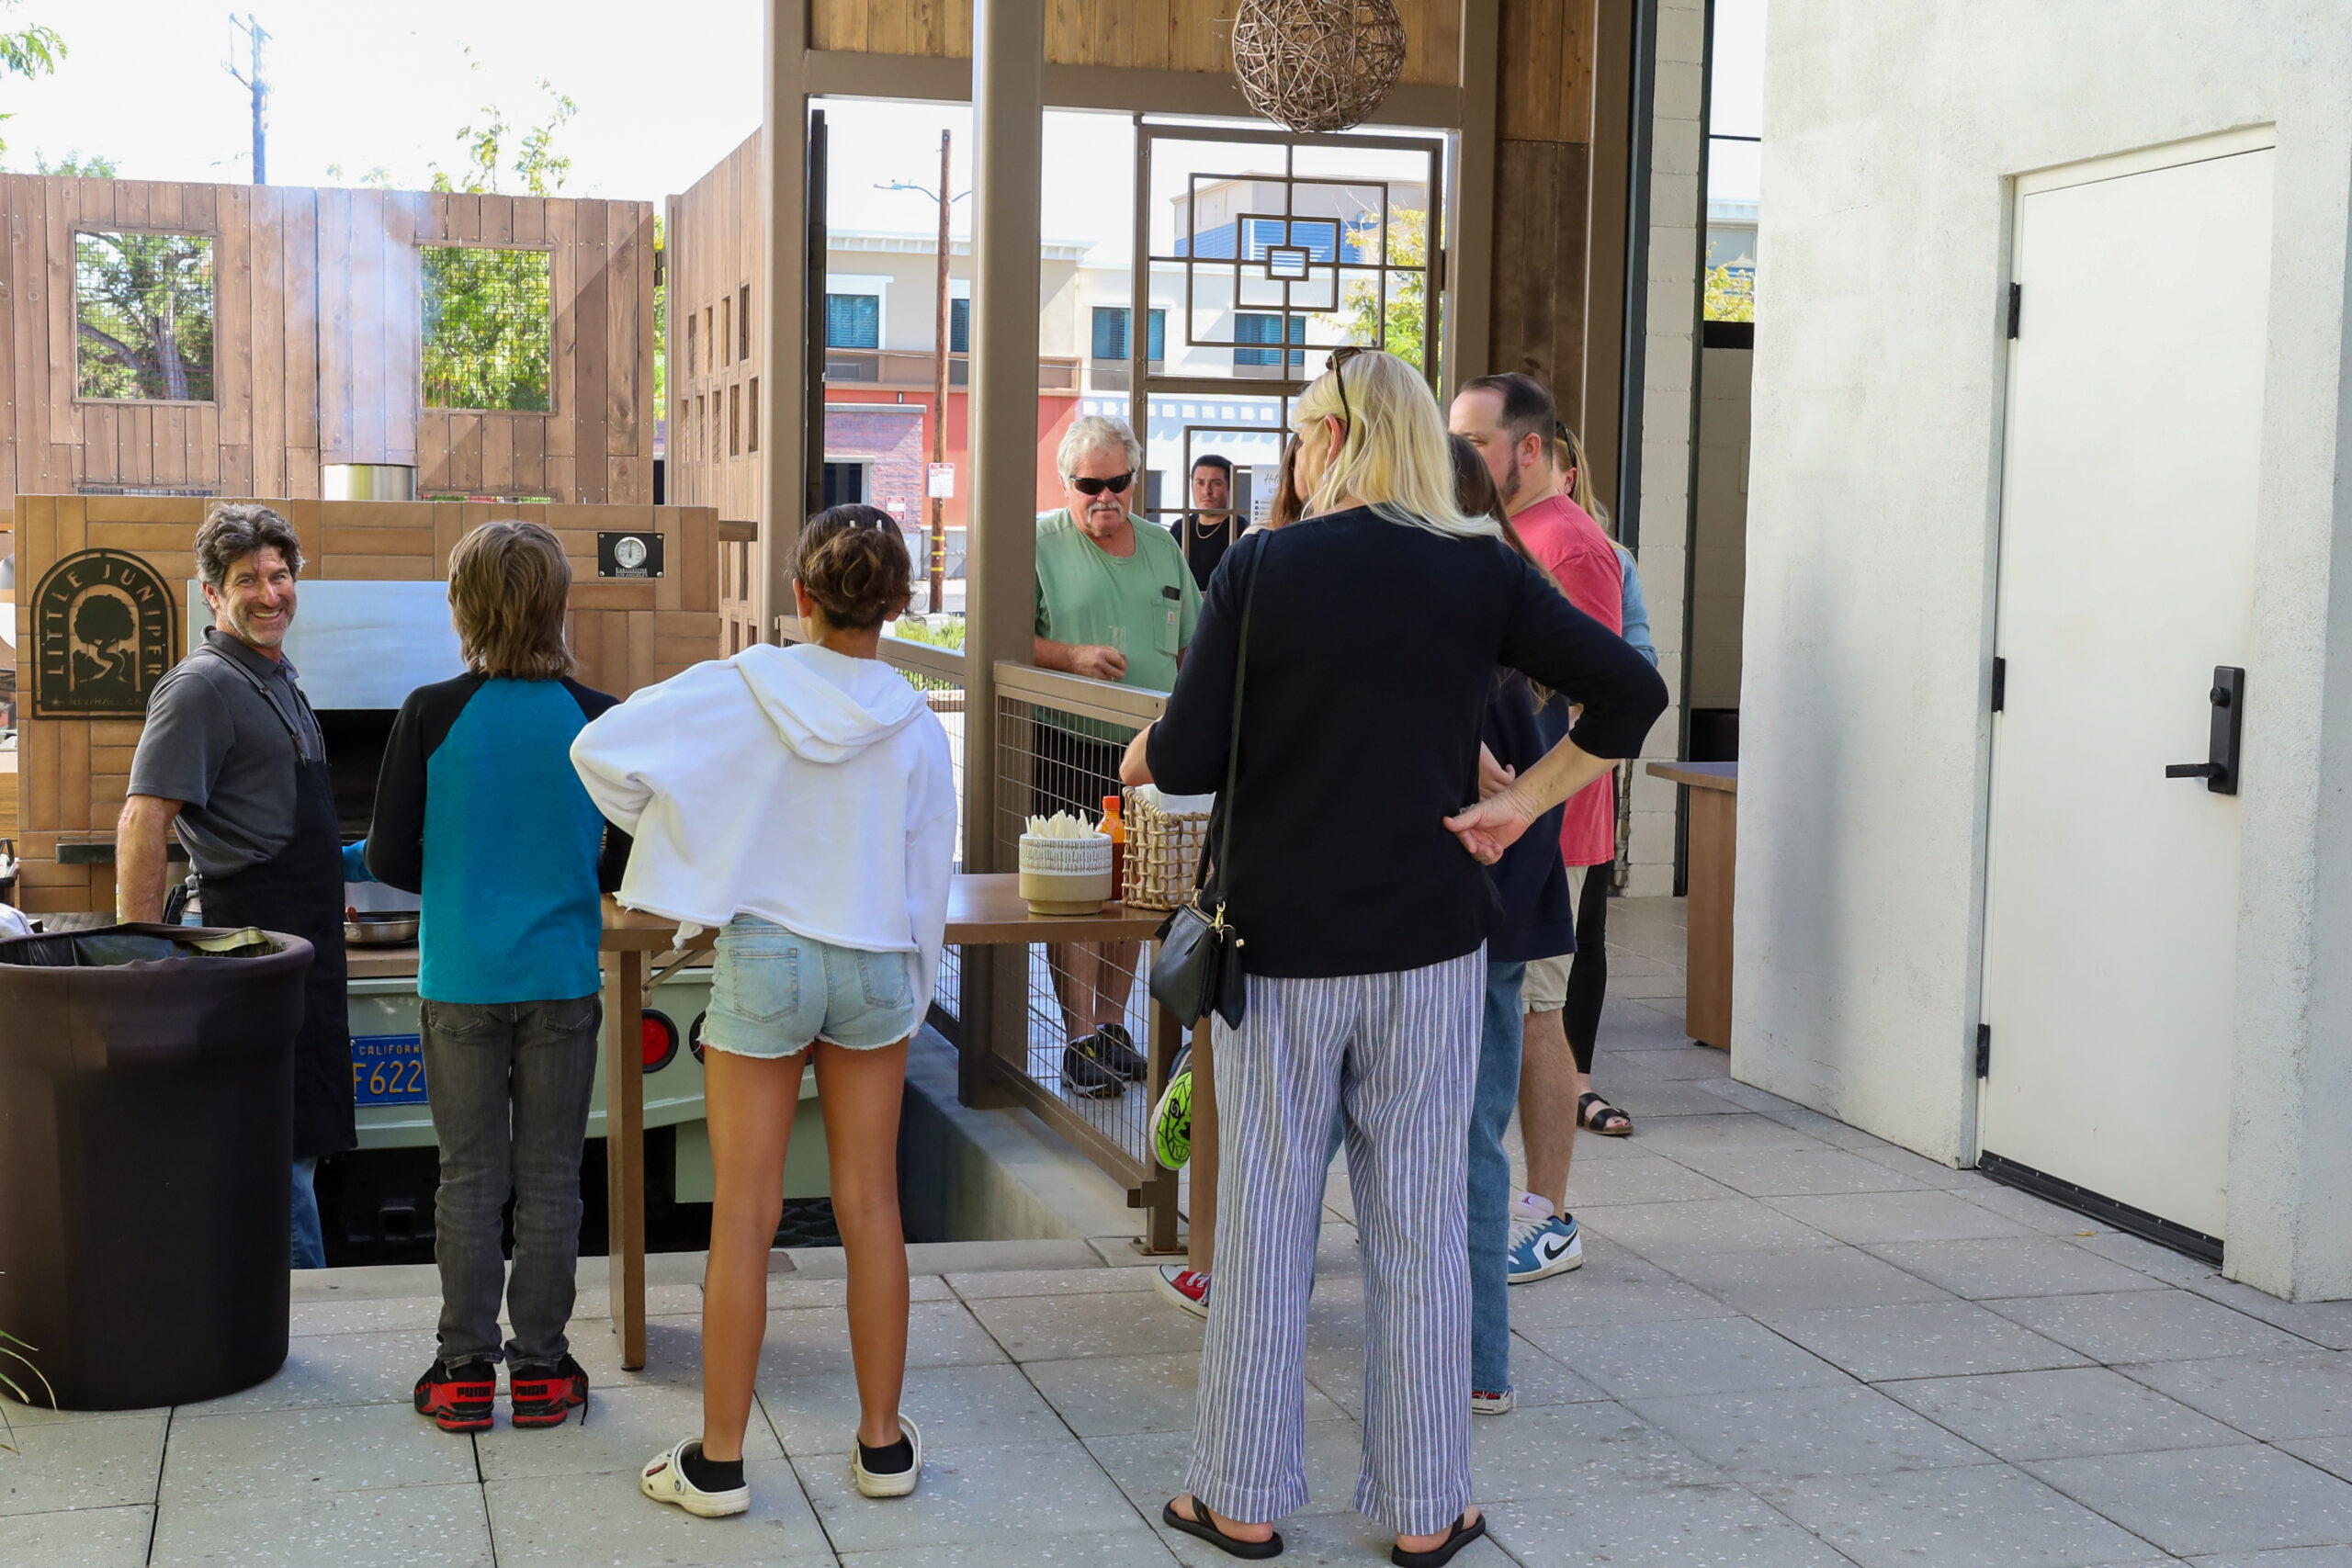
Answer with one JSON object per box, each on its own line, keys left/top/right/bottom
{"left": 420, "top": 995, "right": 602, "bottom": 1367}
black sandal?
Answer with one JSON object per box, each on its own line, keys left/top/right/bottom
{"left": 1392, "top": 1510, "right": 1487, "bottom": 1567}
{"left": 1578, "top": 1090, "right": 1634, "bottom": 1136}
{"left": 1163, "top": 1495, "right": 1284, "bottom": 1560}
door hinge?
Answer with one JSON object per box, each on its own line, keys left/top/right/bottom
{"left": 1990, "top": 657, "right": 2006, "bottom": 713}
{"left": 1976, "top": 1023, "right": 1992, "bottom": 1078}
{"left": 2007, "top": 282, "right": 2022, "bottom": 339}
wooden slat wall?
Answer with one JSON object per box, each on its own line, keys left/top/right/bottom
{"left": 809, "top": 0, "right": 1463, "bottom": 85}
{"left": 12, "top": 493, "right": 722, "bottom": 912}
{"left": 666, "top": 133, "right": 767, "bottom": 655}
{"left": 0, "top": 175, "right": 651, "bottom": 520}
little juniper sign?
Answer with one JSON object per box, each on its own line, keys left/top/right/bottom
{"left": 31, "top": 548, "right": 176, "bottom": 718}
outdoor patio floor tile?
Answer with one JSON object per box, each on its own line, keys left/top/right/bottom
{"left": 1763, "top": 1189, "right": 2041, "bottom": 1247}
{"left": 1987, "top": 1290, "right": 2315, "bottom": 1364}
{"left": 1759, "top": 1462, "right": 2165, "bottom": 1568}
{"left": 1880, "top": 1366, "right": 2250, "bottom": 1461}
{"left": 2068, "top": 1228, "right": 2230, "bottom": 1287}
{"left": 1666, "top": 1145, "right": 1935, "bottom": 1198}
{"left": 1466, "top": 1401, "right": 1718, "bottom": 1499}
{"left": 944, "top": 1266, "right": 1156, "bottom": 1301}
{"left": 1602, "top": 1080, "right": 1750, "bottom": 1117}
{"left": 2027, "top": 1444, "right": 2352, "bottom": 1557}
{"left": 1573, "top": 1196, "right": 1842, "bottom": 1260}
{"left": 1521, "top": 1314, "right": 1852, "bottom": 1400}
{"left": 0, "top": 1409, "right": 166, "bottom": 1517}
{"left": 161, "top": 1402, "right": 475, "bottom": 1502}
{"left": 2186, "top": 1549, "right": 2352, "bottom": 1567}
{"left": 2285, "top": 1438, "right": 2352, "bottom": 1484}
{"left": 2187, "top": 1281, "right": 2352, "bottom": 1352}
{"left": 1486, "top": 1476, "right": 1858, "bottom": 1568}
{"left": 1867, "top": 1236, "right": 2178, "bottom": 1300}
{"left": 1025, "top": 1350, "right": 1224, "bottom": 1438}
{"left": 174, "top": 1332, "right": 424, "bottom": 1415}
{"left": 0, "top": 1503, "right": 154, "bottom": 1568}
{"left": 796, "top": 1437, "right": 1140, "bottom": 1555}
{"left": 1763, "top": 1300, "right": 2093, "bottom": 1382}
{"left": 838, "top": 1529, "right": 1184, "bottom": 1568}
{"left": 477, "top": 1381, "right": 781, "bottom": 1482}
{"left": 1626, "top": 1382, "right": 1993, "bottom": 1480}
{"left": 1847, "top": 1145, "right": 1983, "bottom": 1190}
{"left": 761, "top": 1362, "right": 1070, "bottom": 1455}
{"left": 1552, "top": 1150, "right": 1741, "bottom": 1207}
{"left": 752, "top": 1300, "right": 1010, "bottom": 1382}
{"left": 150, "top": 1479, "right": 495, "bottom": 1568}
{"left": 1960, "top": 1182, "right": 2119, "bottom": 1235}
{"left": 1500, "top": 1236, "right": 1741, "bottom": 1329}
{"left": 1085, "top": 1424, "right": 1368, "bottom": 1519}
{"left": 962, "top": 1290, "right": 1204, "bottom": 1363}
{"left": 1621, "top": 1111, "right": 1833, "bottom": 1156}
{"left": 1657, "top": 1239, "right": 1962, "bottom": 1315}
{"left": 2123, "top": 1353, "right": 2352, "bottom": 1440}
{"left": 484, "top": 1458, "right": 831, "bottom": 1563}
{"left": 1497, "top": 1337, "right": 1613, "bottom": 1407}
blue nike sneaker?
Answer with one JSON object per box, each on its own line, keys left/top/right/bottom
{"left": 1506, "top": 1211, "right": 1584, "bottom": 1283}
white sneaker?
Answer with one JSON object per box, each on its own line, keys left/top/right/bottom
{"left": 1507, "top": 1212, "right": 1584, "bottom": 1284}
{"left": 640, "top": 1438, "right": 750, "bottom": 1518}
{"left": 852, "top": 1416, "right": 924, "bottom": 1498}
{"left": 1471, "top": 1387, "right": 1517, "bottom": 1415}
{"left": 1154, "top": 1265, "right": 1212, "bottom": 1320}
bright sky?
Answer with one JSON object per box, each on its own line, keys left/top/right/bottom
{"left": 3, "top": 0, "right": 1765, "bottom": 240}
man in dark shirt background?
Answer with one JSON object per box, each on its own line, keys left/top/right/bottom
{"left": 1168, "top": 454, "right": 1239, "bottom": 590}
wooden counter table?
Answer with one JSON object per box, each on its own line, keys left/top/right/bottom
{"left": 1645, "top": 761, "right": 1737, "bottom": 1050}
{"left": 598, "top": 874, "right": 1170, "bottom": 1368}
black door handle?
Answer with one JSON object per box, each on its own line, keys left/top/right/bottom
{"left": 2165, "top": 666, "right": 2245, "bottom": 795}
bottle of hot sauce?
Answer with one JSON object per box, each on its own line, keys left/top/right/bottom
{"left": 1101, "top": 793, "right": 1126, "bottom": 904}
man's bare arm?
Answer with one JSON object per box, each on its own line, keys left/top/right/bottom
{"left": 1034, "top": 635, "right": 1127, "bottom": 682}
{"left": 116, "top": 794, "right": 187, "bottom": 923}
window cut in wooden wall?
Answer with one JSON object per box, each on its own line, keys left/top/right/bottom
{"left": 729, "top": 383, "right": 741, "bottom": 457}
{"left": 747, "top": 377, "right": 759, "bottom": 453}
{"left": 720, "top": 296, "right": 732, "bottom": 366}
{"left": 738, "top": 285, "right": 750, "bottom": 361}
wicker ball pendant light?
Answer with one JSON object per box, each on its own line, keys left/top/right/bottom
{"left": 1229, "top": 0, "right": 1408, "bottom": 134}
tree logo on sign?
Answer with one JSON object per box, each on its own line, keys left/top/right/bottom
{"left": 31, "top": 549, "right": 176, "bottom": 717}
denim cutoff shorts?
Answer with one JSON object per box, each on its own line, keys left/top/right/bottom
{"left": 703, "top": 916, "right": 922, "bottom": 1057}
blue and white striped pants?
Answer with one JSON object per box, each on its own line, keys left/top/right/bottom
{"left": 1184, "top": 949, "right": 1483, "bottom": 1535}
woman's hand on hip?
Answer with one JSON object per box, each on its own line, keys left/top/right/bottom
{"left": 1444, "top": 788, "right": 1540, "bottom": 864}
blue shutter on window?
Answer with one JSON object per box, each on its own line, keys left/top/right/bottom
{"left": 950, "top": 298, "right": 969, "bottom": 354}
{"left": 826, "top": 294, "right": 878, "bottom": 349}
{"left": 1286, "top": 313, "right": 1306, "bottom": 369}
{"left": 1147, "top": 310, "right": 1165, "bottom": 364}
{"left": 1235, "top": 312, "right": 1278, "bottom": 367}
{"left": 1092, "top": 307, "right": 1130, "bottom": 361}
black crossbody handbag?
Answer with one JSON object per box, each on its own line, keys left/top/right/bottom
{"left": 1148, "top": 539, "right": 1262, "bottom": 1031}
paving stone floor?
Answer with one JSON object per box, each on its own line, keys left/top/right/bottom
{"left": 13, "top": 897, "right": 2352, "bottom": 1564}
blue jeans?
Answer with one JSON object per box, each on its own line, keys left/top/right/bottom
{"left": 290, "top": 1157, "right": 325, "bottom": 1269}
{"left": 1469, "top": 961, "right": 1527, "bottom": 1393}
{"left": 1313, "top": 958, "right": 1521, "bottom": 1392}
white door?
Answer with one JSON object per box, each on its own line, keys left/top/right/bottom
{"left": 1979, "top": 137, "right": 2274, "bottom": 1243}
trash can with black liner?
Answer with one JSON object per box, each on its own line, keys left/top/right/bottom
{"left": 0, "top": 924, "right": 311, "bottom": 1410}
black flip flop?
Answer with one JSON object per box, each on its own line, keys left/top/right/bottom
{"left": 1391, "top": 1510, "right": 1487, "bottom": 1568}
{"left": 1162, "top": 1496, "right": 1284, "bottom": 1560}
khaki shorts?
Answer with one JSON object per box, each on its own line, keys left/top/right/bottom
{"left": 1521, "top": 864, "right": 1590, "bottom": 1014}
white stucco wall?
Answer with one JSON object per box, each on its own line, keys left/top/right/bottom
{"left": 1739, "top": 3, "right": 2352, "bottom": 1297}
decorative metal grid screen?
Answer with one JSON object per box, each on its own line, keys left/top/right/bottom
{"left": 74, "top": 231, "right": 216, "bottom": 402}
{"left": 422, "top": 245, "right": 552, "bottom": 412}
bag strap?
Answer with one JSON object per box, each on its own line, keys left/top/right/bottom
{"left": 1198, "top": 536, "right": 1264, "bottom": 908}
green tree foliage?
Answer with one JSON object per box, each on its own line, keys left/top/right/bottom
{"left": 420, "top": 77, "right": 575, "bottom": 412}
{"left": 75, "top": 229, "right": 215, "bottom": 401}
{"left": 1704, "top": 263, "right": 1756, "bottom": 322}
{"left": 0, "top": 2, "right": 63, "bottom": 164}
{"left": 36, "top": 151, "right": 112, "bottom": 177}
{"left": 1341, "top": 207, "right": 1429, "bottom": 374}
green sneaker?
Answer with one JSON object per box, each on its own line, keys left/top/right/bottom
{"left": 1151, "top": 1048, "right": 1193, "bottom": 1169}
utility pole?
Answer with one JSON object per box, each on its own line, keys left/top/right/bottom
{"left": 877, "top": 139, "right": 966, "bottom": 615}
{"left": 225, "top": 14, "right": 269, "bottom": 185}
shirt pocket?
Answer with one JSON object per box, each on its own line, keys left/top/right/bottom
{"left": 1152, "top": 592, "right": 1182, "bottom": 657}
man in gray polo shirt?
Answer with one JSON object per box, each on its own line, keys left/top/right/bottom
{"left": 120, "top": 504, "right": 356, "bottom": 1269}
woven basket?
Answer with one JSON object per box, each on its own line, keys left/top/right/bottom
{"left": 1123, "top": 788, "right": 1213, "bottom": 910}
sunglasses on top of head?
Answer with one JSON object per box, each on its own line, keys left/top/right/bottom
{"left": 1325, "top": 344, "right": 1370, "bottom": 434}
{"left": 1069, "top": 471, "right": 1135, "bottom": 496}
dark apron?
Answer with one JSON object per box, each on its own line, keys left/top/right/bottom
{"left": 190, "top": 649, "right": 356, "bottom": 1160}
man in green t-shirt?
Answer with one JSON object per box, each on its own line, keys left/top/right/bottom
{"left": 1032, "top": 414, "right": 1201, "bottom": 1100}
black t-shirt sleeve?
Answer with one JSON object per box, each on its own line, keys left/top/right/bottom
{"left": 565, "top": 679, "right": 634, "bottom": 893}
{"left": 1147, "top": 529, "right": 1254, "bottom": 794}
{"left": 1496, "top": 550, "right": 1669, "bottom": 761}
{"left": 364, "top": 686, "right": 435, "bottom": 892}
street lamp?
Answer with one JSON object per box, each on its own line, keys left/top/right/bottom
{"left": 876, "top": 134, "right": 971, "bottom": 615}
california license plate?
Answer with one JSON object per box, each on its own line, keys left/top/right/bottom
{"left": 352, "top": 1033, "right": 429, "bottom": 1106}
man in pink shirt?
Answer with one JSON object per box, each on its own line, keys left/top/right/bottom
{"left": 1452, "top": 372, "right": 1633, "bottom": 1283}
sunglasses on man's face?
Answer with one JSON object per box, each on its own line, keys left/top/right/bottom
{"left": 1069, "top": 471, "right": 1135, "bottom": 496}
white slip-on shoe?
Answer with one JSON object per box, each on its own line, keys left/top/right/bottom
{"left": 641, "top": 1438, "right": 751, "bottom": 1518}
{"left": 852, "top": 1416, "right": 923, "bottom": 1499}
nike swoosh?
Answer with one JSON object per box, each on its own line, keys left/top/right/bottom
{"left": 1539, "top": 1236, "right": 1575, "bottom": 1261}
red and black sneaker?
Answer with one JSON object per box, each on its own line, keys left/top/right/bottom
{"left": 508, "top": 1354, "right": 589, "bottom": 1428}
{"left": 413, "top": 1359, "right": 497, "bottom": 1433}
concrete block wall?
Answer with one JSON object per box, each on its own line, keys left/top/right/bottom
{"left": 1624, "top": 0, "right": 1709, "bottom": 896}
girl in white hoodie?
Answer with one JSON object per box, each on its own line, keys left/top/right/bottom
{"left": 571, "top": 506, "right": 956, "bottom": 1517}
